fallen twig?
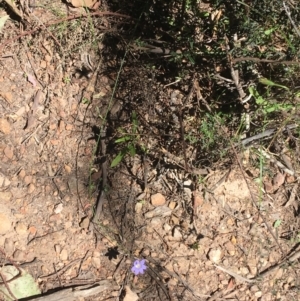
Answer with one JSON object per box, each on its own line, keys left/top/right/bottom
{"left": 232, "top": 56, "right": 299, "bottom": 65}
{"left": 91, "top": 126, "right": 108, "bottom": 226}
{"left": 214, "top": 264, "right": 255, "bottom": 283}
{"left": 239, "top": 124, "right": 298, "bottom": 147}
{"left": 225, "top": 35, "right": 246, "bottom": 102}
{"left": 26, "top": 280, "right": 113, "bottom": 301}
{"left": 283, "top": 1, "right": 300, "bottom": 38}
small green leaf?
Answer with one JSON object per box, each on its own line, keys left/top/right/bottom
{"left": 185, "top": 53, "right": 195, "bottom": 64}
{"left": 111, "top": 149, "right": 127, "bottom": 167}
{"left": 274, "top": 219, "right": 282, "bottom": 228}
{"left": 128, "top": 144, "right": 136, "bottom": 156}
{"left": 259, "top": 77, "right": 289, "bottom": 90}
{"left": 249, "top": 87, "right": 266, "bottom": 105}
{"left": 264, "top": 28, "right": 275, "bottom": 35}
{"left": 115, "top": 136, "right": 131, "bottom": 143}
{"left": 132, "top": 111, "right": 138, "bottom": 133}
{"left": 265, "top": 106, "right": 277, "bottom": 113}
{"left": 201, "top": 12, "right": 210, "bottom": 17}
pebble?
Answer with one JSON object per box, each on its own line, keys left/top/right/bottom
{"left": 4, "top": 146, "right": 14, "bottom": 159}
{"left": 79, "top": 216, "right": 90, "bottom": 229}
{"left": 54, "top": 203, "right": 63, "bottom": 214}
{"left": 150, "top": 217, "right": 162, "bottom": 226}
{"left": 0, "top": 118, "right": 11, "bottom": 134}
{"left": 0, "top": 175, "right": 11, "bottom": 187}
{"left": 240, "top": 266, "right": 249, "bottom": 275}
{"left": 274, "top": 268, "right": 283, "bottom": 279}
{"left": 60, "top": 249, "right": 68, "bottom": 261}
{"left": 124, "top": 286, "right": 139, "bottom": 301}
{"left": 168, "top": 201, "right": 177, "bottom": 210}
{"left": 40, "top": 60, "right": 47, "bottom": 69}
{"left": 49, "top": 213, "right": 62, "bottom": 222}
{"left": 27, "top": 183, "right": 35, "bottom": 194}
{"left": 255, "top": 291, "right": 262, "bottom": 297}
{"left": 208, "top": 248, "right": 223, "bottom": 263}
{"left": 0, "top": 213, "right": 12, "bottom": 234}
{"left": 151, "top": 193, "right": 166, "bottom": 206}
{"left": 0, "top": 191, "right": 12, "bottom": 203}
{"left": 173, "top": 227, "right": 183, "bottom": 240}
{"left": 144, "top": 206, "right": 172, "bottom": 219}
{"left": 92, "top": 251, "right": 101, "bottom": 269}
{"left": 163, "top": 223, "right": 171, "bottom": 232}
{"left": 135, "top": 202, "right": 143, "bottom": 214}
{"left": 55, "top": 244, "right": 61, "bottom": 255}
{"left": 24, "top": 175, "right": 32, "bottom": 185}
{"left": 15, "top": 222, "right": 28, "bottom": 236}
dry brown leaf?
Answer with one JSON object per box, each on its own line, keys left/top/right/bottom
{"left": 26, "top": 90, "right": 43, "bottom": 130}
{"left": 67, "top": 0, "right": 98, "bottom": 8}
{"left": 272, "top": 172, "right": 286, "bottom": 188}
{"left": 124, "top": 286, "right": 139, "bottom": 301}
{"left": 4, "top": 146, "right": 14, "bottom": 159}
{"left": 265, "top": 172, "right": 286, "bottom": 193}
{"left": 264, "top": 180, "right": 273, "bottom": 193}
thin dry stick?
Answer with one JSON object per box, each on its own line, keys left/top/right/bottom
{"left": 91, "top": 126, "right": 107, "bottom": 225}
{"left": 232, "top": 56, "right": 299, "bottom": 65}
{"left": 266, "top": 122, "right": 293, "bottom": 151}
{"left": 214, "top": 264, "right": 255, "bottom": 283}
{"left": 206, "top": 285, "right": 238, "bottom": 301}
{"left": 283, "top": 1, "right": 300, "bottom": 38}
{"left": 225, "top": 35, "right": 246, "bottom": 101}
{"left": 0, "top": 248, "right": 22, "bottom": 300}
{"left": 254, "top": 244, "right": 300, "bottom": 279}
{"left": 0, "top": 271, "right": 18, "bottom": 301}
{"left": 39, "top": 259, "right": 82, "bottom": 279}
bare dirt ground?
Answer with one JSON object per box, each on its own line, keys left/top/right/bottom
{"left": 1, "top": 1, "right": 300, "bottom": 301}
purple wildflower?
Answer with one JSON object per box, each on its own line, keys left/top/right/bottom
{"left": 131, "top": 259, "right": 147, "bottom": 275}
